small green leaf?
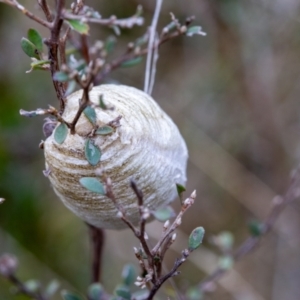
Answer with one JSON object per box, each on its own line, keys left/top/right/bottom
{"left": 96, "top": 125, "right": 114, "bottom": 136}
{"left": 152, "top": 206, "right": 175, "bottom": 222}
{"left": 88, "top": 283, "right": 103, "bottom": 300}
{"left": 54, "top": 123, "right": 68, "bottom": 144}
{"left": 21, "top": 38, "right": 39, "bottom": 59}
{"left": 99, "top": 94, "right": 108, "bottom": 109}
{"left": 186, "top": 286, "right": 203, "bottom": 300}
{"left": 248, "top": 220, "right": 264, "bottom": 237}
{"left": 134, "top": 35, "right": 148, "bottom": 47}
{"left": 121, "top": 57, "right": 142, "bottom": 68}
{"left": 105, "top": 36, "right": 116, "bottom": 54}
{"left": 85, "top": 139, "right": 101, "bottom": 165}
{"left": 114, "top": 284, "right": 131, "bottom": 300}
{"left": 61, "top": 290, "right": 84, "bottom": 300}
{"left": 30, "top": 59, "right": 50, "bottom": 69}
{"left": 176, "top": 183, "right": 186, "bottom": 197}
{"left": 122, "top": 264, "right": 136, "bottom": 286}
{"left": 186, "top": 26, "right": 207, "bottom": 37}
{"left": 83, "top": 106, "right": 97, "bottom": 124}
{"left": 53, "top": 71, "right": 70, "bottom": 82}
{"left": 65, "top": 80, "right": 76, "bottom": 96}
{"left": 27, "top": 28, "right": 43, "bottom": 52}
{"left": 79, "top": 177, "right": 105, "bottom": 194}
{"left": 24, "top": 280, "right": 40, "bottom": 292}
{"left": 215, "top": 231, "right": 234, "bottom": 251}
{"left": 188, "top": 227, "right": 205, "bottom": 251}
{"left": 132, "top": 290, "right": 150, "bottom": 300}
{"left": 218, "top": 255, "right": 234, "bottom": 270}
{"left": 111, "top": 25, "right": 121, "bottom": 36}
{"left": 66, "top": 19, "right": 90, "bottom": 34}
{"left": 162, "top": 22, "right": 177, "bottom": 34}
{"left": 45, "top": 280, "right": 60, "bottom": 297}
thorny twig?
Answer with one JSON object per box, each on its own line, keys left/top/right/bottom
{"left": 96, "top": 16, "right": 195, "bottom": 84}
{"left": 198, "top": 167, "right": 300, "bottom": 293}
{"left": 62, "top": 6, "right": 144, "bottom": 28}
{"left": 105, "top": 176, "right": 197, "bottom": 299}
{"left": 1, "top": 0, "right": 52, "bottom": 28}
{"left": 3, "top": 0, "right": 196, "bottom": 132}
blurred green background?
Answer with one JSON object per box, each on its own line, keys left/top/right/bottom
{"left": 1, "top": 0, "right": 300, "bottom": 299}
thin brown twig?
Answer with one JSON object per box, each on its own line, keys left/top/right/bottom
{"left": 130, "top": 180, "right": 155, "bottom": 281}
{"left": 152, "top": 191, "right": 196, "bottom": 255}
{"left": 7, "top": 274, "right": 46, "bottom": 300}
{"left": 147, "top": 249, "right": 190, "bottom": 300}
{"left": 38, "top": 0, "right": 53, "bottom": 22}
{"left": 1, "top": 0, "right": 52, "bottom": 28}
{"left": 96, "top": 27, "right": 188, "bottom": 84}
{"left": 88, "top": 224, "right": 105, "bottom": 283}
{"left": 62, "top": 10, "right": 144, "bottom": 28}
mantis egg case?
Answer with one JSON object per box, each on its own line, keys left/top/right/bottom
{"left": 44, "top": 84, "right": 188, "bottom": 229}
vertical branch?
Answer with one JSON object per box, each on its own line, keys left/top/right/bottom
{"left": 88, "top": 225, "right": 105, "bottom": 283}
{"left": 38, "top": 0, "right": 53, "bottom": 22}
{"left": 47, "top": 0, "right": 66, "bottom": 112}
{"left": 81, "top": 35, "right": 90, "bottom": 63}
{"left": 144, "top": 0, "right": 163, "bottom": 94}
{"left": 148, "top": 34, "right": 159, "bottom": 95}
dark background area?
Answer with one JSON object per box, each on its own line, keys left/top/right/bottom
{"left": 1, "top": 0, "right": 300, "bottom": 299}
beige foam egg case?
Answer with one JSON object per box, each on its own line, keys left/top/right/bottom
{"left": 44, "top": 84, "right": 188, "bottom": 229}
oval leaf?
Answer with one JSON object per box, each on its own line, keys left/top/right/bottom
{"left": 85, "top": 139, "right": 101, "bottom": 165}
{"left": 65, "top": 80, "right": 77, "bottom": 96}
{"left": 218, "top": 255, "right": 234, "bottom": 270}
{"left": 114, "top": 284, "right": 131, "bottom": 300}
{"left": 152, "top": 206, "right": 175, "bottom": 222}
{"left": 88, "top": 283, "right": 103, "bottom": 300}
{"left": 186, "top": 286, "right": 203, "bottom": 300}
{"left": 99, "top": 95, "right": 108, "bottom": 110}
{"left": 45, "top": 280, "right": 60, "bottom": 297}
{"left": 248, "top": 220, "right": 264, "bottom": 237}
{"left": 186, "top": 26, "right": 207, "bottom": 37}
{"left": 176, "top": 183, "right": 186, "bottom": 197}
{"left": 24, "top": 280, "right": 40, "bottom": 292}
{"left": 121, "top": 57, "right": 142, "bottom": 68}
{"left": 21, "top": 38, "right": 39, "bottom": 59}
{"left": 96, "top": 125, "right": 114, "bottom": 135}
{"left": 27, "top": 28, "right": 43, "bottom": 52}
{"left": 83, "top": 106, "right": 97, "bottom": 124}
{"left": 122, "top": 264, "right": 136, "bottom": 286}
{"left": 105, "top": 36, "right": 116, "bottom": 54}
{"left": 54, "top": 123, "right": 68, "bottom": 144}
{"left": 30, "top": 59, "right": 50, "bottom": 70}
{"left": 67, "top": 19, "right": 89, "bottom": 34}
{"left": 188, "top": 227, "right": 205, "bottom": 251}
{"left": 61, "top": 290, "right": 84, "bottom": 300}
{"left": 79, "top": 177, "right": 105, "bottom": 194}
{"left": 132, "top": 290, "right": 150, "bottom": 300}
{"left": 53, "top": 71, "right": 70, "bottom": 82}
{"left": 216, "top": 231, "right": 234, "bottom": 250}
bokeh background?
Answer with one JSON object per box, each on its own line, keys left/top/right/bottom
{"left": 1, "top": 0, "right": 300, "bottom": 299}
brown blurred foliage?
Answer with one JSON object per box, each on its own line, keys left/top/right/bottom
{"left": 1, "top": 0, "right": 300, "bottom": 299}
